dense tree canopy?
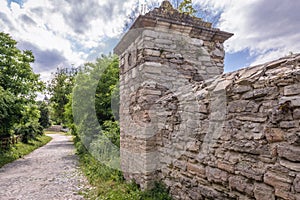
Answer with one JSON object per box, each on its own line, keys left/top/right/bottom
{"left": 0, "top": 33, "right": 43, "bottom": 99}
{"left": 0, "top": 32, "right": 44, "bottom": 141}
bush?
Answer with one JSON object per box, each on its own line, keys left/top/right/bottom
{"left": 15, "top": 104, "right": 43, "bottom": 143}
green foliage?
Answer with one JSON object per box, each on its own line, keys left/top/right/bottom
{"left": 64, "top": 93, "right": 77, "bottom": 135}
{"left": 71, "top": 55, "right": 120, "bottom": 149}
{"left": 102, "top": 120, "right": 120, "bottom": 148}
{"left": 0, "top": 32, "right": 44, "bottom": 142}
{"left": 75, "top": 138, "right": 172, "bottom": 200}
{"left": 178, "top": 0, "right": 196, "bottom": 16}
{"left": 0, "top": 134, "right": 51, "bottom": 168}
{"left": 38, "top": 101, "right": 51, "bottom": 128}
{"left": 0, "top": 86, "right": 18, "bottom": 137}
{"left": 14, "top": 104, "right": 43, "bottom": 143}
{"left": 93, "top": 55, "right": 119, "bottom": 124}
{"left": 48, "top": 68, "right": 76, "bottom": 124}
{"left": 0, "top": 32, "right": 44, "bottom": 98}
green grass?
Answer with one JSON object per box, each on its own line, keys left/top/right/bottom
{"left": 75, "top": 138, "right": 172, "bottom": 200}
{"left": 0, "top": 134, "right": 52, "bottom": 168}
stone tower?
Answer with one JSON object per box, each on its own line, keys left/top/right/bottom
{"left": 114, "top": 1, "right": 233, "bottom": 189}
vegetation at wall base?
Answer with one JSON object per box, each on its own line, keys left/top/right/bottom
{"left": 75, "top": 137, "right": 172, "bottom": 200}
{"left": 0, "top": 134, "right": 52, "bottom": 168}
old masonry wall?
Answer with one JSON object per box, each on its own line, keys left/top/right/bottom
{"left": 114, "top": 1, "right": 300, "bottom": 200}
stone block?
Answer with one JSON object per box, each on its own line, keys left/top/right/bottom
{"left": 206, "top": 166, "right": 228, "bottom": 184}
{"left": 284, "top": 83, "right": 300, "bottom": 96}
{"left": 186, "top": 141, "right": 199, "bottom": 152}
{"left": 279, "top": 159, "right": 300, "bottom": 172}
{"left": 143, "top": 49, "right": 161, "bottom": 57}
{"left": 277, "top": 144, "right": 300, "bottom": 162}
{"left": 280, "top": 121, "right": 299, "bottom": 129}
{"left": 155, "top": 38, "right": 173, "bottom": 45}
{"left": 233, "top": 85, "right": 252, "bottom": 93}
{"left": 236, "top": 161, "right": 264, "bottom": 181}
{"left": 186, "top": 163, "right": 206, "bottom": 178}
{"left": 293, "top": 108, "right": 300, "bottom": 119}
{"left": 236, "top": 115, "right": 267, "bottom": 123}
{"left": 217, "top": 160, "right": 235, "bottom": 173}
{"left": 264, "top": 128, "right": 285, "bottom": 143}
{"left": 228, "top": 175, "right": 254, "bottom": 196}
{"left": 196, "top": 184, "right": 228, "bottom": 200}
{"left": 173, "top": 160, "right": 187, "bottom": 171}
{"left": 198, "top": 103, "right": 208, "bottom": 114}
{"left": 294, "top": 174, "right": 300, "bottom": 193}
{"left": 253, "top": 183, "right": 275, "bottom": 200}
{"left": 212, "top": 48, "right": 225, "bottom": 58}
{"left": 264, "top": 171, "right": 292, "bottom": 191}
{"left": 275, "top": 189, "right": 296, "bottom": 200}
{"left": 228, "top": 100, "right": 249, "bottom": 113}
{"left": 280, "top": 96, "right": 300, "bottom": 107}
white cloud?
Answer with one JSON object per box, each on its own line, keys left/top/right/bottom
{"left": 1, "top": 0, "right": 299, "bottom": 82}
{"left": 0, "top": 0, "right": 138, "bottom": 81}
{"left": 197, "top": 0, "right": 300, "bottom": 66}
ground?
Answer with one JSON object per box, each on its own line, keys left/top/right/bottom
{"left": 0, "top": 134, "right": 89, "bottom": 200}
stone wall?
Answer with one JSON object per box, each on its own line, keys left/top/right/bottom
{"left": 157, "top": 55, "right": 300, "bottom": 200}
{"left": 114, "top": 1, "right": 300, "bottom": 199}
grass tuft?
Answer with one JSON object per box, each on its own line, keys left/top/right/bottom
{"left": 75, "top": 137, "right": 172, "bottom": 200}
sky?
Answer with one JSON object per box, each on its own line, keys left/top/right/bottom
{"left": 0, "top": 0, "right": 300, "bottom": 82}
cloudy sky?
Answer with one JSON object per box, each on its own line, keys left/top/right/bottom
{"left": 0, "top": 0, "right": 299, "bottom": 81}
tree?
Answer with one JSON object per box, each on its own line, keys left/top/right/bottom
{"left": 38, "top": 101, "right": 51, "bottom": 128}
{"left": 0, "top": 32, "right": 44, "bottom": 140}
{"left": 93, "top": 56, "right": 119, "bottom": 125}
{"left": 48, "top": 67, "right": 76, "bottom": 124}
{"left": 0, "top": 32, "right": 43, "bottom": 99}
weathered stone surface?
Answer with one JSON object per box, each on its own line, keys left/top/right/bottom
{"left": 216, "top": 160, "right": 235, "bottom": 173}
{"left": 186, "top": 163, "right": 206, "bottom": 178}
{"left": 229, "top": 175, "right": 254, "bottom": 196}
{"left": 228, "top": 100, "right": 249, "bottom": 113}
{"left": 236, "top": 161, "right": 265, "bottom": 181}
{"left": 254, "top": 183, "right": 275, "bottom": 200}
{"left": 293, "top": 108, "right": 300, "bottom": 119}
{"left": 213, "top": 79, "right": 232, "bottom": 93}
{"left": 264, "top": 171, "right": 292, "bottom": 191}
{"left": 280, "top": 121, "right": 299, "bottom": 129}
{"left": 237, "top": 115, "right": 267, "bottom": 123}
{"left": 206, "top": 166, "right": 228, "bottom": 184}
{"left": 233, "top": 85, "right": 252, "bottom": 93}
{"left": 277, "top": 144, "right": 300, "bottom": 162}
{"left": 265, "top": 128, "right": 285, "bottom": 143}
{"left": 115, "top": 1, "right": 300, "bottom": 199}
{"left": 280, "top": 96, "right": 300, "bottom": 107}
{"left": 284, "top": 83, "right": 300, "bottom": 96}
{"left": 279, "top": 159, "right": 300, "bottom": 172}
{"left": 294, "top": 174, "right": 300, "bottom": 193}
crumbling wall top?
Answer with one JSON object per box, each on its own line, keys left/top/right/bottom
{"left": 144, "top": 0, "right": 212, "bottom": 28}
{"left": 114, "top": 0, "right": 233, "bottom": 56}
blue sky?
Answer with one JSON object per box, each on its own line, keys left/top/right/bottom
{"left": 0, "top": 0, "right": 299, "bottom": 80}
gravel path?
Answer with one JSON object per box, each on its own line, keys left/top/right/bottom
{"left": 0, "top": 134, "right": 89, "bottom": 200}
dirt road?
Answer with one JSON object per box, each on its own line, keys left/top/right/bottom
{"left": 0, "top": 134, "right": 89, "bottom": 200}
